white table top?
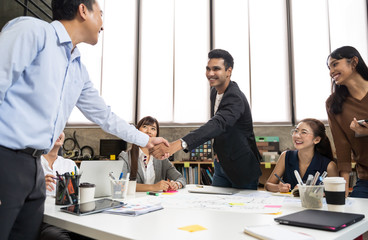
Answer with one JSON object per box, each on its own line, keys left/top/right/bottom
{"left": 43, "top": 185, "right": 368, "bottom": 240}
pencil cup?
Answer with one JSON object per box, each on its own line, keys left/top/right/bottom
{"left": 298, "top": 184, "right": 324, "bottom": 209}
{"left": 55, "top": 174, "right": 80, "bottom": 205}
{"left": 110, "top": 178, "right": 129, "bottom": 200}
{"left": 323, "top": 177, "right": 346, "bottom": 212}
{"left": 79, "top": 182, "right": 96, "bottom": 203}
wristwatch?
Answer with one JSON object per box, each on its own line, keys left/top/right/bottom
{"left": 180, "top": 139, "right": 188, "bottom": 151}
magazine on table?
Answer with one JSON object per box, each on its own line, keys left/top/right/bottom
{"left": 104, "top": 202, "right": 163, "bottom": 216}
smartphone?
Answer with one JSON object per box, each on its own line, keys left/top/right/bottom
{"left": 357, "top": 119, "right": 368, "bottom": 127}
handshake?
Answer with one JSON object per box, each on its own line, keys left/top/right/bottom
{"left": 146, "top": 138, "right": 183, "bottom": 160}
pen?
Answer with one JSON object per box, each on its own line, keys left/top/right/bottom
{"left": 109, "top": 172, "right": 116, "bottom": 180}
{"left": 274, "top": 173, "right": 286, "bottom": 184}
{"left": 294, "top": 170, "right": 304, "bottom": 186}
{"left": 119, "top": 172, "right": 123, "bottom": 180}
{"left": 274, "top": 173, "right": 291, "bottom": 191}
{"left": 147, "top": 191, "right": 159, "bottom": 196}
{"left": 318, "top": 171, "right": 328, "bottom": 185}
{"left": 305, "top": 174, "right": 313, "bottom": 185}
{"left": 311, "top": 171, "right": 320, "bottom": 186}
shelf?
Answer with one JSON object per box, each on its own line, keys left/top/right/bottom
{"left": 172, "top": 161, "right": 214, "bottom": 185}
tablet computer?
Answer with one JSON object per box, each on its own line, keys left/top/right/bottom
{"left": 60, "top": 198, "right": 125, "bottom": 216}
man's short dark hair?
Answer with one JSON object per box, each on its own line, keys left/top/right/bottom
{"left": 208, "top": 49, "right": 234, "bottom": 70}
{"left": 52, "top": 0, "right": 96, "bottom": 21}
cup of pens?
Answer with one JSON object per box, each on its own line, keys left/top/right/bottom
{"left": 55, "top": 172, "right": 81, "bottom": 205}
{"left": 109, "top": 172, "right": 129, "bottom": 200}
{"left": 298, "top": 184, "right": 324, "bottom": 209}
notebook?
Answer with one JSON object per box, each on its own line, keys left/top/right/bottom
{"left": 188, "top": 185, "right": 239, "bottom": 195}
{"left": 274, "top": 209, "right": 364, "bottom": 232}
{"left": 79, "top": 160, "right": 124, "bottom": 197}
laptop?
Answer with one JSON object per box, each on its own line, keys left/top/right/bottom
{"left": 79, "top": 160, "right": 124, "bottom": 197}
{"left": 274, "top": 209, "right": 365, "bottom": 232}
{"left": 188, "top": 185, "right": 239, "bottom": 195}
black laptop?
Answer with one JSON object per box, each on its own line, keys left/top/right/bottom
{"left": 274, "top": 209, "right": 364, "bottom": 232}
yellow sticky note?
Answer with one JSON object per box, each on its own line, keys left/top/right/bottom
{"left": 162, "top": 192, "right": 175, "bottom": 195}
{"left": 178, "top": 225, "right": 207, "bottom": 232}
{"left": 265, "top": 162, "right": 271, "bottom": 168}
{"left": 229, "top": 202, "right": 245, "bottom": 206}
{"left": 110, "top": 154, "right": 116, "bottom": 160}
{"left": 184, "top": 162, "right": 190, "bottom": 168}
{"left": 268, "top": 211, "right": 283, "bottom": 215}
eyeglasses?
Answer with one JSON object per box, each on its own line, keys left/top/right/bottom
{"left": 290, "top": 129, "right": 312, "bottom": 137}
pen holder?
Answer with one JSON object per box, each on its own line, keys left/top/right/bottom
{"left": 55, "top": 174, "right": 81, "bottom": 205}
{"left": 298, "top": 184, "right": 324, "bottom": 209}
{"left": 110, "top": 178, "right": 129, "bottom": 200}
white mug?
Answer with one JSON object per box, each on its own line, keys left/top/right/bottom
{"left": 79, "top": 182, "right": 95, "bottom": 203}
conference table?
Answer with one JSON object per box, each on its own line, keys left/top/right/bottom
{"left": 43, "top": 185, "right": 368, "bottom": 240}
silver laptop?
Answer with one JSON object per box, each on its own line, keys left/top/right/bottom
{"left": 188, "top": 185, "right": 239, "bottom": 195}
{"left": 79, "top": 160, "right": 124, "bottom": 198}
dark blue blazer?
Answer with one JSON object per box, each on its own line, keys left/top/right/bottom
{"left": 182, "top": 81, "right": 262, "bottom": 185}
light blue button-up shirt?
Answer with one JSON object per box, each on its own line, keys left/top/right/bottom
{"left": 0, "top": 17, "right": 148, "bottom": 152}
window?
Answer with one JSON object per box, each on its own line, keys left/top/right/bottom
{"left": 292, "top": 0, "right": 330, "bottom": 121}
{"left": 67, "top": 0, "right": 368, "bottom": 125}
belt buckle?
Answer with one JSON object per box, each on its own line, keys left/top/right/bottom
{"left": 32, "top": 149, "right": 42, "bottom": 157}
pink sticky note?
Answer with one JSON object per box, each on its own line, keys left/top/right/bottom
{"left": 264, "top": 205, "right": 282, "bottom": 208}
{"left": 164, "top": 190, "right": 178, "bottom": 193}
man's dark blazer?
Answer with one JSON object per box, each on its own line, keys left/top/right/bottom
{"left": 182, "top": 81, "right": 262, "bottom": 186}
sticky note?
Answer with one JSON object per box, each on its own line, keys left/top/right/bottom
{"left": 265, "top": 162, "right": 271, "bottom": 168}
{"left": 264, "top": 205, "right": 282, "bottom": 208}
{"left": 268, "top": 211, "right": 283, "bottom": 215}
{"left": 165, "top": 190, "right": 178, "bottom": 193}
{"left": 184, "top": 162, "right": 190, "bottom": 168}
{"left": 110, "top": 154, "right": 116, "bottom": 160}
{"left": 178, "top": 225, "right": 207, "bottom": 232}
{"left": 162, "top": 190, "right": 178, "bottom": 195}
{"left": 229, "top": 202, "right": 245, "bottom": 206}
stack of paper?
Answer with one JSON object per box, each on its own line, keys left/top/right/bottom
{"left": 244, "top": 225, "right": 314, "bottom": 240}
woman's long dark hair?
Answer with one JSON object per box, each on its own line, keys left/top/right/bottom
{"left": 300, "top": 118, "right": 333, "bottom": 161}
{"left": 129, "top": 116, "right": 159, "bottom": 180}
{"left": 326, "top": 46, "right": 368, "bottom": 114}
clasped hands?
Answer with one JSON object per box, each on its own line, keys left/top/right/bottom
{"left": 149, "top": 139, "right": 183, "bottom": 160}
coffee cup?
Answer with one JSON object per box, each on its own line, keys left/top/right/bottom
{"left": 79, "top": 182, "right": 96, "bottom": 203}
{"left": 127, "top": 180, "right": 137, "bottom": 196}
{"left": 323, "top": 177, "right": 346, "bottom": 212}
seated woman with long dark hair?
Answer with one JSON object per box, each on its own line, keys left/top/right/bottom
{"left": 119, "top": 116, "right": 186, "bottom": 192}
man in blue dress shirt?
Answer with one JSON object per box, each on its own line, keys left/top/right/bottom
{"left": 0, "top": 0, "right": 168, "bottom": 239}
